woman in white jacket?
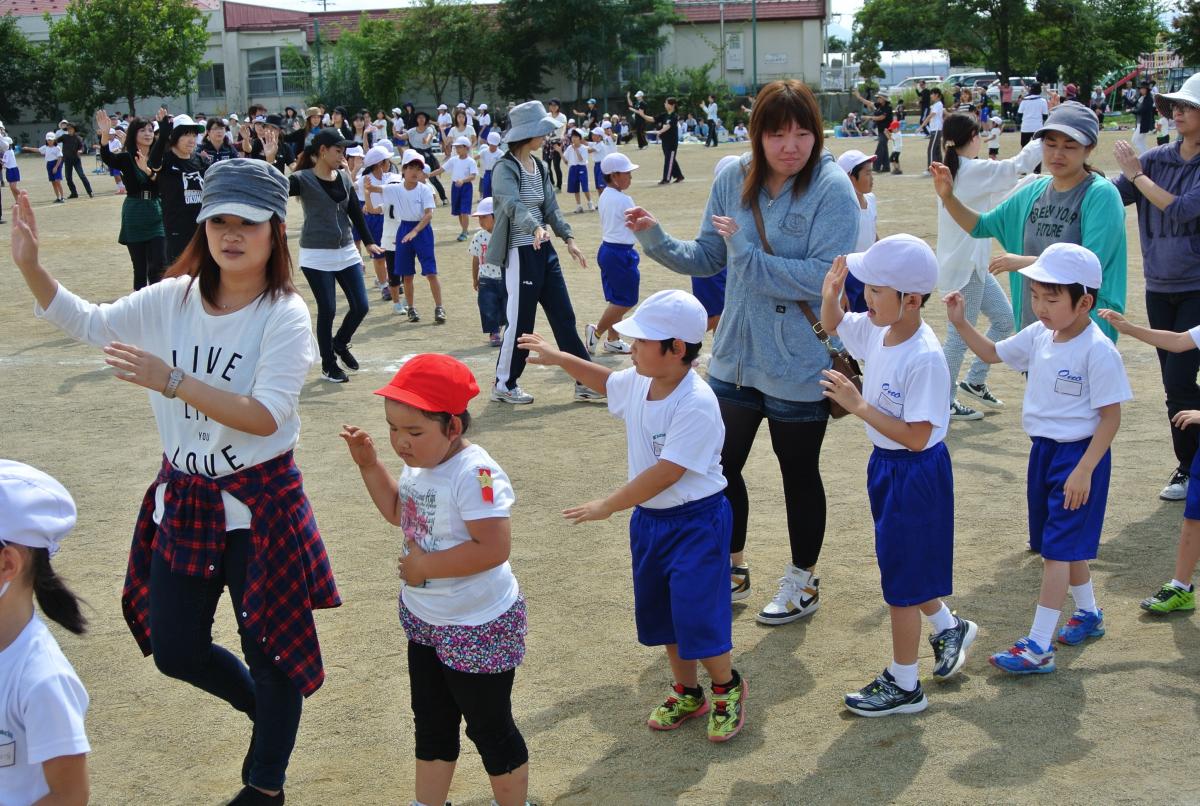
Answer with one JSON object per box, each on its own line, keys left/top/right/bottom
{"left": 936, "top": 111, "right": 1042, "bottom": 420}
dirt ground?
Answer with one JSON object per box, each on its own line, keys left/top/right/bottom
{"left": 1, "top": 130, "right": 1198, "bottom": 806}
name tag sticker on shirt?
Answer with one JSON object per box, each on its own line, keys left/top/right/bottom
{"left": 1054, "top": 374, "right": 1084, "bottom": 397}
{"left": 477, "top": 468, "right": 494, "bottom": 503}
{"left": 876, "top": 391, "right": 904, "bottom": 419}
{"left": 0, "top": 739, "right": 15, "bottom": 767}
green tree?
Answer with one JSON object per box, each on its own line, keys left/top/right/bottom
{"left": 339, "top": 15, "right": 408, "bottom": 112}
{"left": 633, "top": 60, "right": 735, "bottom": 121}
{"left": 1168, "top": 0, "right": 1200, "bottom": 66}
{"left": 494, "top": 0, "right": 550, "bottom": 99}
{"left": 0, "top": 15, "right": 59, "bottom": 123}
{"left": 47, "top": 0, "right": 209, "bottom": 115}
{"left": 826, "top": 34, "right": 849, "bottom": 53}
{"left": 394, "top": 0, "right": 462, "bottom": 103}
{"left": 851, "top": 26, "right": 885, "bottom": 93}
{"left": 1029, "top": 0, "right": 1164, "bottom": 92}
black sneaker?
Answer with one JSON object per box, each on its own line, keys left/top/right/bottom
{"left": 958, "top": 380, "right": 1005, "bottom": 409}
{"left": 434, "top": 305, "right": 446, "bottom": 324}
{"left": 228, "top": 785, "right": 284, "bottom": 804}
{"left": 322, "top": 365, "right": 349, "bottom": 383}
{"left": 844, "top": 670, "right": 928, "bottom": 717}
{"left": 408, "top": 307, "right": 421, "bottom": 323}
{"left": 950, "top": 399, "right": 983, "bottom": 421}
{"left": 929, "top": 615, "right": 978, "bottom": 679}
{"left": 332, "top": 342, "right": 359, "bottom": 371}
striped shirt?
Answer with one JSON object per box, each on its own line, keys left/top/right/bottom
{"left": 510, "top": 160, "right": 545, "bottom": 247}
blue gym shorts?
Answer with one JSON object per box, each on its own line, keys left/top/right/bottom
{"left": 5, "top": 167, "right": 19, "bottom": 184}
{"left": 364, "top": 211, "right": 384, "bottom": 247}
{"left": 391, "top": 221, "right": 437, "bottom": 281}
{"left": 1186, "top": 448, "right": 1200, "bottom": 521}
{"left": 480, "top": 169, "right": 493, "bottom": 198}
{"left": 691, "top": 269, "right": 728, "bottom": 318}
{"left": 867, "top": 442, "right": 954, "bottom": 607}
{"left": 630, "top": 492, "right": 733, "bottom": 660}
{"left": 593, "top": 163, "right": 607, "bottom": 191}
{"left": 567, "top": 164, "right": 589, "bottom": 193}
{"left": 1027, "top": 436, "right": 1110, "bottom": 561}
{"left": 46, "top": 162, "right": 62, "bottom": 182}
{"left": 597, "top": 242, "right": 640, "bottom": 307}
{"left": 450, "top": 182, "right": 473, "bottom": 216}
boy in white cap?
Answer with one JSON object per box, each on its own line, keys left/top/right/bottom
{"left": 586, "top": 152, "right": 641, "bottom": 355}
{"left": 382, "top": 149, "right": 446, "bottom": 322}
{"left": 477, "top": 103, "right": 492, "bottom": 141}
{"left": 359, "top": 144, "right": 396, "bottom": 301}
{"left": 589, "top": 127, "right": 614, "bottom": 191}
{"left": 444, "top": 135, "right": 479, "bottom": 241}
{"left": 37, "top": 132, "right": 66, "bottom": 203}
{"left": 436, "top": 104, "right": 452, "bottom": 138}
{"left": 945, "top": 242, "right": 1131, "bottom": 675}
{"left": 518, "top": 290, "right": 747, "bottom": 743}
{"left": 0, "top": 460, "right": 91, "bottom": 804}
{"left": 819, "top": 234, "right": 976, "bottom": 716}
{"left": 836, "top": 149, "right": 879, "bottom": 313}
{"left": 562, "top": 128, "right": 595, "bottom": 213}
{"left": 468, "top": 196, "right": 506, "bottom": 346}
{"left": 478, "top": 131, "right": 503, "bottom": 198}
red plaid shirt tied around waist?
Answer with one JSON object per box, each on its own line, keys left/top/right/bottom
{"left": 121, "top": 451, "right": 342, "bottom": 696}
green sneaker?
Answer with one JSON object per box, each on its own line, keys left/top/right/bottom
{"left": 647, "top": 684, "right": 708, "bottom": 731}
{"left": 707, "top": 674, "right": 747, "bottom": 743}
{"left": 1140, "top": 583, "right": 1196, "bottom": 614}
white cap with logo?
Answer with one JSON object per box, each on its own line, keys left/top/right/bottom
{"left": 846, "top": 233, "right": 939, "bottom": 294}
{"left": 615, "top": 289, "right": 708, "bottom": 344}
{"left": 1018, "top": 242, "right": 1102, "bottom": 289}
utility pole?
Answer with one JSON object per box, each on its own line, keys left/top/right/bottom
{"left": 751, "top": 0, "right": 757, "bottom": 93}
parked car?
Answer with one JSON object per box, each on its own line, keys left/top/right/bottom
{"left": 886, "top": 75, "right": 944, "bottom": 96}
{"left": 986, "top": 76, "right": 1038, "bottom": 102}
{"left": 944, "top": 72, "right": 999, "bottom": 91}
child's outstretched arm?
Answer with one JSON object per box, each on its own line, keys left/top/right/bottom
{"left": 340, "top": 424, "right": 401, "bottom": 524}
{"left": 564, "top": 459, "right": 687, "bottom": 524}
{"left": 1063, "top": 403, "right": 1121, "bottom": 511}
{"left": 819, "top": 256, "right": 849, "bottom": 335}
{"left": 518, "top": 331, "right": 612, "bottom": 393}
{"left": 944, "top": 291, "right": 1001, "bottom": 363}
{"left": 1098, "top": 309, "right": 1197, "bottom": 353}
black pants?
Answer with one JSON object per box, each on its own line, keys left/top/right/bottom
{"left": 166, "top": 226, "right": 198, "bottom": 267}
{"left": 127, "top": 237, "right": 166, "bottom": 290}
{"left": 62, "top": 156, "right": 92, "bottom": 197}
{"left": 661, "top": 143, "right": 683, "bottom": 183}
{"left": 1146, "top": 290, "right": 1200, "bottom": 473}
{"left": 301, "top": 264, "right": 370, "bottom": 372}
{"left": 495, "top": 243, "right": 589, "bottom": 390}
{"left": 149, "top": 529, "right": 303, "bottom": 791}
{"left": 408, "top": 641, "right": 527, "bottom": 775}
{"left": 545, "top": 149, "right": 563, "bottom": 190}
{"left": 874, "top": 129, "right": 890, "bottom": 171}
{"left": 720, "top": 403, "right": 829, "bottom": 567}
{"left": 418, "top": 149, "right": 447, "bottom": 202}
{"left": 1020, "top": 131, "right": 1035, "bottom": 146}
{"left": 705, "top": 122, "right": 719, "bottom": 147}
{"left": 635, "top": 125, "right": 648, "bottom": 149}
{"left": 926, "top": 131, "right": 943, "bottom": 167}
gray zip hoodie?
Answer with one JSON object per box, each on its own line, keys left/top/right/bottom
{"left": 635, "top": 151, "right": 860, "bottom": 402}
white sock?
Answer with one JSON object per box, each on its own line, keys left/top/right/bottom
{"left": 1171, "top": 578, "right": 1193, "bottom": 591}
{"left": 1028, "top": 605, "right": 1060, "bottom": 652}
{"left": 1069, "top": 581, "right": 1098, "bottom": 614}
{"left": 926, "top": 602, "right": 956, "bottom": 634}
{"left": 887, "top": 659, "right": 919, "bottom": 692}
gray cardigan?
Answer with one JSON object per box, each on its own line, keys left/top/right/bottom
{"left": 289, "top": 170, "right": 356, "bottom": 250}
{"left": 490, "top": 152, "right": 573, "bottom": 271}
{"left": 635, "top": 151, "right": 860, "bottom": 402}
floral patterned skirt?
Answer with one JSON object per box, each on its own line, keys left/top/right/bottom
{"left": 399, "top": 594, "right": 526, "bottom": 674}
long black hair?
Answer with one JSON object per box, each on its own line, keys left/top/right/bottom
{"left": 29, "top": 548, "right": 87, "bottom": 634}
{"left": 942, "top": 112, "right": 980, "bottom": 179}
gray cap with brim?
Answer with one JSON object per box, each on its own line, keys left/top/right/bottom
{"left": 196, "top": 158, "right": 289, "bottom": 224}
{"left": 1034, "top": 100, "right": 1099, "bottom": 146}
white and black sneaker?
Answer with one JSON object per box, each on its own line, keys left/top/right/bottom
{"left": 573, "top": 382, "right": 606, "bottom": 402}
{"left": 332, "top": 342, "right": 359, "bottom": 371}
{"left": 585, "top": 323, "right": 599, "bottom": 355}
{"left": 950, "top": 399, "right": 983, "bottom": 421}
{"left": 322, "top": 365, "right": 349, "bottom": 384}
{"left": 1161, "top": 469, "right": 1189, "bottom": 501}
{"left": 959, "top": 381, "right": 1004, "bottom": 408}
{"left": 756, "top": 565, "right": 819, "bottom": 625}
{"left": 491, "top": 384, "right": 534, "bottom": 405}
{"left": 844, "top": 670, "right": 928, "bottom": 717}
{"left": 929, "top": 615, "right": 978, "bottom": 679}
{"left": 731, "top": 565, "right": 751, "bottom": 602}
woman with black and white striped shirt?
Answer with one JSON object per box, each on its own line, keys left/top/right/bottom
{"left": 490, "top": 101, "right": 597, "bottom": 405}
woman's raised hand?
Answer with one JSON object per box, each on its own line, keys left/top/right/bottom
{"left": 624, "top": 206, "right": 658, "bottom": 232}
{"left": 94, "top": 109, "right": 112, "bottom": 134}
{"left": 929, "top": 162, "right": 954, "bottom": 200}
{"left": 1112, "top": 140, "right": 1142, "bottom": 179}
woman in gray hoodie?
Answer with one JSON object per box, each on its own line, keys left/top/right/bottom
{"left": 627, "top": 79, "right": 860, "bottom": 627}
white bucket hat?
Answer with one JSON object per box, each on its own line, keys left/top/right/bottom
{"left": 1157, "top": 73, "right": 1200, "bottom": 117}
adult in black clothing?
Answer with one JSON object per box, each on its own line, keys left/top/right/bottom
{"left": 636, "top": 97, "right": 684, "bottom": 183}
{"left": 869, "top": 94, "right": 892, "bottom": 171}
{"left": 918, "top": 80, "right": 932, "bottom": 133}
{"left": 95, "top": 110, "right": 166, "bottom": 289}
{"left": 572, "top": 99, "right": 602, "bottom": 129}
{"left": 243, "top": 115, "right": 293, "bottom": 174}
{"left": 200, "top": 118, "right": 238, "bottom": 163}
{"left": 1133, "top": 81, "right": 1157, "bottom": 155}
{"left": 58, "top": 123, "right": 93, "bottom": 198}
{"left": 285, "top": 107, "right": 322, "bottom": 162}
{"left": 627, "top": 90, "right": 649, "bottom": 149}
{"left": 148, "top": 113, "right": 209, "bottom": 265}
{"left": 330, "top": 107, "right": 355, "bottom": 141}
{"left": 402, "top": 102, "right": 417, "bottom": 130}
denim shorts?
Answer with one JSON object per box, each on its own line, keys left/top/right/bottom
{"left": 708, "top": 376, "right": 829, "bottom": 423}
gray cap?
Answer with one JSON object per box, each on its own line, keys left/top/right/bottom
{"left": 196, "top": 158, "right": 289, "bottom": 224}
{"left": 503, "top": 100, "right": 560, "bottom": 143}
{"left": 1035, "top": 100, "right": 1099, "bottom": 146}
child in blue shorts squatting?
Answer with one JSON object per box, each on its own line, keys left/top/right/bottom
{"left": 946, "top": 242, "right": 1131, "bottom": 674}
{"left": 820, "top": 234, "right": 977, "bottom": 716}
{"left": 585, "top": 152, "right": 641, "bottom": 356}
{"left": 518, "top": 290, "right": 747, "bottom": 742}
{"left": 382, "top": 149, "right": 446, "bottom": 324}
{"left": 692, "top": 155, "right": 738, "bottom": 333}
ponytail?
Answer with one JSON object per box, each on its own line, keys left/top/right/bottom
{"left": 31, "top": 548, "right": 87, "bottom": 635}
{"left": 941, "top": 112, "right": 980, "bottom": 180}
{"left": 293, "top": 147, "right": 316, "bottom": 172}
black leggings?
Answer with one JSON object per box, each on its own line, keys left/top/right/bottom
{"left": 1146, "top": 289, "right": 1200, "bottom": 472}
{"left": 720, "top": 401, "right": 829, "bottom": 568}
{"left": 408, "top": 641, "right": 528, "bottom": 776}
{"left": 545, "top": 148, "right": 563, "bottom": 190}
{"left": 127, "top": 237, "right": 166, "bottom": 290}
{"left": 418, "top": 149, "right": 448, "bottom": 202}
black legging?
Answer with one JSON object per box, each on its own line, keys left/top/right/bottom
{"left": 545, "top": 148, "right": 563, "bottom": 190}
{"left": 417, "top": 149, "right": 448, "bottom": 202}
{"left": 705, "top": 122, "right": 718, "bottom": 147}
{"left": 926, "top": 131, "right": 943, "bottom": 167}
{"left": 719, "top": 401, "right": 828, "bottom": 568}
{"left": 127, "top": 237, "right": 166, "bottom": 290}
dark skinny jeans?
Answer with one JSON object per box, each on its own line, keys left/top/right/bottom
{"left": 301, "top": 263, "right": 370, "bottom": 372}
{"left": 1146, "top": 289, "right": 1200, "bottom": 473}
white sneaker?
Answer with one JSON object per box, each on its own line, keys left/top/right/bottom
{"left": 1161, "top": 469, "right": 1189, "bottom": 501}
{"left": 393, "top": 302, "right": 408, "bottom": 315}
{"left": 602, "top": 338, "right": 631, "bottom": 354}
{"left": 588, "top": 202, "right": 596, "bottom": 211}
{"left": 585, "top": 323, "right": 599, "bottom": 355}
{"left": 491, "top": 385, "right": 534, "bottom": 405}
{"left": 574, "top": 204, "right": 584, "bottom": 213}
{"left": 573, "top": 382, "right": 606, "bottom": 402}
{"left": 756, "top": 565, "right": 820, "bottom": 625}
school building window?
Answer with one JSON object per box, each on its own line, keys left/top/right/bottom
{"left": 198, "top": 64, "right": 226, "bottom": 99}
{"left": 246, "top": 47, "right": 306, "bottom": 96}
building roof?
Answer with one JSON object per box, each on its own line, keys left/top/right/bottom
{"left": 673, "top": 0, "right": 825, "bottom": 23}
{"left": 0, "top": 0, "right": 218, "bottom": 14}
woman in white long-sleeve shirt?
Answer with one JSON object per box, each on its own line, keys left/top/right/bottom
{"left": 936, "top": 111, "right": 1043, "bottom": 420}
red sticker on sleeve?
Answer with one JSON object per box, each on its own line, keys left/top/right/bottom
{"left": 477, "top": 468, "right": 494, "bottom": 503}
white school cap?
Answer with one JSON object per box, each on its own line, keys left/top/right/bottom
{"left": 391, "top": 107, "right": 402, "bottom": 114}
{"left": 1018, "top": 242, "right": 1101, "bottom": 289}
{"left": 0, "top": 460, "right": 76, "bottom": 556}
{"left": 634, "top": 90, "right": 645, "bottom": 97}
{"left": 377, "top": 138, "right": 395, "bottom": 155}
{"left": 400, "top": 148, "right": 426, "bottom": 167}
{"left": 478, "top": 103, "right": 488, "bottom": 110}
{"left": 600, "top": 152, "right": 638, "bottom": 173}
{"left": 229, "top": 113, "right": 239, "bottom": 121}
{"left": 846, "top": 233, "right": 938, "bottom": 295}
{"left": 437, "top": 103, "right": 448, "bottom": 110}
{"left": 456, "top": 102, "right": 466, "bottom": 109}
{"left": 486, "top": 131, "right": 502, "bottom": 146}
{"left": 601, "top": 120, "right": 612, "bottom": 129}
{"left": 453, "top": 135, "right": 471, "bottom": 148}
{"left": 836, "top": 149, "right": 875, "bottom": 174}
{"left": 615, "top": 289, "right": 708, "bottom": 345}
{"left": 590, "top": 127, "right": 604, "bottom": 137}
{"left": 345, "top": 145, "right": 365, "bottom": 158}
{"left": 44, "top": 131, "right": 56, "bottom": 141}
{"left": 715, "top": 154, "right": 741, "bottom": 178}
{"left": 362, "top": 144, "right": 390, "bottom": 168}
{"left": 470, "top": 197, "right": 494, "bottom": 216}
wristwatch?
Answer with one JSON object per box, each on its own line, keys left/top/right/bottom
{"left": 163, "top": 368, "right": 185, "bottom": 399}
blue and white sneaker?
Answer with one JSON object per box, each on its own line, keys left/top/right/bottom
{"left": 1057, "top": 608, "right": 1105, "bottom": 645}
{"left": 989, "top": 637, "right": 1056, "bottom": 675}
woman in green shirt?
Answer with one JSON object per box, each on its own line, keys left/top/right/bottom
{"left": 96, "top": 110, "right": 166, "bottom": 290}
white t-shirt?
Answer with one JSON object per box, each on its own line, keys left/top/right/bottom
{"left": 1188, "top": 324, "right": 1200, "bottom": 348}
{"left": 38, "top": 278, "right": 315, "bottom": 530}
{"left": 382, "top": 180, "right": 436, "bottom": 223}
{"left": 2, "top": 149, "right": 16, "bottom": 170}
{"left": 599, "top": 186, "right": 636, "bottom": 245}
{"left": 468, "top": 228, "right": 502, "bottom": 279}
{"left": 443, "top": 154, "right": 478, "bottom": 183}
{"left": 298, "top": 242, "right": 362, "bottom": 273}
{"left": 362, "top": 168, "right": 391, "bottom": 214}
{"left": 606, "top": 368, "right": 727, "bottom": 509}
{"left": 563, "top": 143, "right": 590, "bottom": 167}
{"left": 0, "top": 615, "right": 90, "bottom": 806}
{"left": 548, "top": 112, "right": 568, "bottom": 140}
{"left": 983, "top": 127, "right": 1000, "bottom": 150}
{"left": 479, "top": 146, "right": 503, "bottom": 172}
{"left": 478, "top": 112, "right": 492, "bottom": 128}
{"left": 836, "top": 313, "right": 950, "bottom": 451}
{"left": 1018, "top": 95, "right": 1050, "bottom": 133}
{"left": 590, "top": 139, "right": 615, "bottom": 162}
{"left": 927, "top": 101, "right": 945, "bottom": 132}
{"left": 399, "top": 443, "right": 520, "bottom": 626}
{"left": 995, "top": 321, "right": 1132, "bottom": 441}
{"left": 889, "top": 130, "right": 904, "bottom": 152}
{"left": 448, "top": 125, "right": 476, "bottom": 144}
{"left": 437, "top": 112, "right": 453, "bottom": 130}
{"left": 38, "top": 145, "right": 62, "bottom": 163}
{"left": 854, "top": 193, "right": 877, "bottom": 253}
